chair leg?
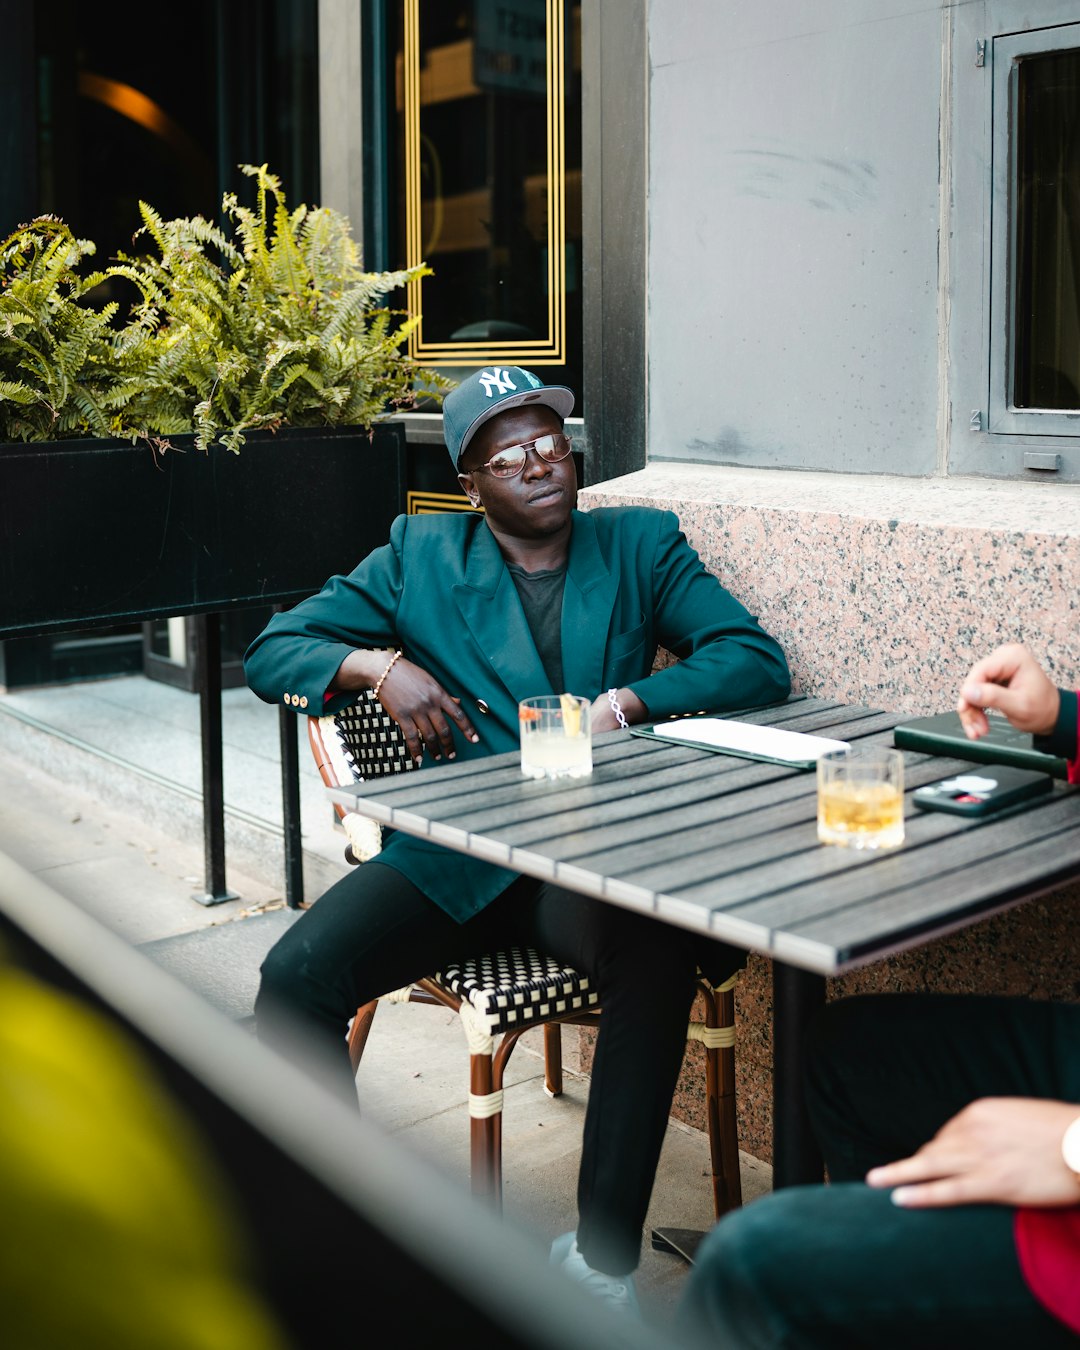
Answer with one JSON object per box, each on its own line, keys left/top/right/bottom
{"left": 686, "top": 979, "right": 743, "bottom": 1219}
{"left": 702, "top": 980, "right": 742, "bottom": 1218}
{"left": 469, "top": 1051, "right": 502, "bottom": 1213}
{"left": 543, "top": 1022, "right": 564, "bottom": 1097}
{"left": 347, "top": 999, "right": 379, "bottom": 1073}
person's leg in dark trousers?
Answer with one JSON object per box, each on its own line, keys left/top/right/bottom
{"left": 254, "top": 860, "right": 514, "bottom": 1103}
{"left": 678, "top": 994, "right": 1080, "bottom": 1348}
{"left": 805, "top": 993, "right": 1080, "bottom": 1182}
{"left": 513, "top": 881, "right": 744, "bottom": 1277}
{"left": 678, "top": 1181, "right": 1078, "bottom": 1350}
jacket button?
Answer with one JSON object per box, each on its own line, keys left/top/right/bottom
{"left": 291, "top": 694, "right": 300, "bottom": 707}
{"left": 283, "top": 692, "right": 291, "bottom": 705}
{"left": 299, "top": 696, "right": 309, "bottom": 709}
{"left": 477, "top": 699, "right": 490, "bottom": 715}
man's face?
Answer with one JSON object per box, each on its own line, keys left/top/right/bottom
{"left": 457, "top": 405, "right": 577, "bottom": 538}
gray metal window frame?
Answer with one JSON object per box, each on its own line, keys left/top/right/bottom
{"left": 988, "top": 22, "right": 1080, "bottom": 438}
{"left": 948, "top": 1, "right": 1080, "bottom": 481}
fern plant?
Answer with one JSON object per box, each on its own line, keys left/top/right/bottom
{"left": 0, "top": 218, "right": 159, "bottom": 443}
{"left": 121, "top": 163, "right": 449, "bottom": 452}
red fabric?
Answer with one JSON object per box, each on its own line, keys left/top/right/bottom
{"left": 1014, "top": 1205, "right": 1080, "bottom": 1333}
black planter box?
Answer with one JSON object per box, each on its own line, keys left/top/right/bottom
{"left": 0, "top": 423, "right": 406, "bottom": 641}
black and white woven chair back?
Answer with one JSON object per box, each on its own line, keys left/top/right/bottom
{"left": 327, "top": 689, "right": 418, "bottom": 782}
{"left": 315, "top": 690, "right": 415, "bottom": 862}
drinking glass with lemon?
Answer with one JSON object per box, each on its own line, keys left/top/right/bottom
{"left": 519, "top": 693, "right": 593, "bottom": 780}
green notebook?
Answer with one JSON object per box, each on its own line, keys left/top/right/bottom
{"left": 893, "top": 710, "right": 1068, "bottom": 780}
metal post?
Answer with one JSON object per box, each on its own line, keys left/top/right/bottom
{"left": 273, "top": 601, "right": 305, "bottom": 909}
{"left": 772, "top": 962, "right": 826, "bottom": 1188}
{"left": 279, "top": 700, "right": 304, "bottom": 909}
{"left": 191, "top": 612, "right": 239, "bottom": 906}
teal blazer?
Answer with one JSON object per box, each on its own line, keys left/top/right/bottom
{"left": 245, "top": 506, "right": 790, "bottom": 921}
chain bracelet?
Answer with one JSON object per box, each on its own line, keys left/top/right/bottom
{"left": 372, "top": 649, "right": 402, "bottom": 700}
{"left": 607, "top": 687, "right": 629, "bottom": 730}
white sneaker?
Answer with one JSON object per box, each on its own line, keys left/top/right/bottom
{"left": 549, "top": 1231, "right": 642, "bottom": 1317}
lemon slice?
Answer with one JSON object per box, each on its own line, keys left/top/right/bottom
{"left": 560, "top": 692, "right": 582, "bottom": 737}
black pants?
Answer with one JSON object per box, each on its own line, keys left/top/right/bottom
{"left": 255, "top": 859, "right": 743, "bottom": 1276}
{"left": 678, "top": 994, "right": 1080, "bottom": 1348}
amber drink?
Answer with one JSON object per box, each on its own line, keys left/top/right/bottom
{"left": 817, "top": 747, "right": 904, "bottom": 849}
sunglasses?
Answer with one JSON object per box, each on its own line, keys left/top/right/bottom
{"left": 470, "top": 432, "right": 573, "bottom": 479}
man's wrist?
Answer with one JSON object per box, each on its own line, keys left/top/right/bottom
{"left": 333, "top": 648, "right": 397, "bottom": 692}
{"left": 607, "top": 687, "right": 647, "bottom": 728}
{"left": 1061, "top": 1113, "right": 1080, "bottom": 1188}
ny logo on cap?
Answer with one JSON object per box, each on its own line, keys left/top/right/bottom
{"left": 478, "top": 367, "right": 517, "bottom": 398}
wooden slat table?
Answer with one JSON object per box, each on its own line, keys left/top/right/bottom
{"left": 327, "top": 697, "right": 1080, "bottom": 1207}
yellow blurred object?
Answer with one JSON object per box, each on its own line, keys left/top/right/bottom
{"left": 0, "top": 959, "right": 287, "bottom": 1350}
{"left": 559, "top": 691, "right": 582, "bottom": 737}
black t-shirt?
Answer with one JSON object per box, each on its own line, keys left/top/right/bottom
{"left": 506, "top": 562, "right": 567, "bottom": 693}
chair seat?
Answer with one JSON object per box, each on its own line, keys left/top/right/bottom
{"left": 434, "top": 946, "right": 600, "bottom": 1037}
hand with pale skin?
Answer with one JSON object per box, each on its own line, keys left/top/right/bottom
{"left": 956, "top": 643, "right": 1061, "bottom": 741}
{"left": 866, "top": 1097, "right": 1080, "bottom": 1209}
{"left": 334, "top": 649, "right": 479, "bottom": 765}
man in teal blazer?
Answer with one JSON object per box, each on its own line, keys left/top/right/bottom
{"left": 245, "top": 366, "right": 790, "bottom": 1315}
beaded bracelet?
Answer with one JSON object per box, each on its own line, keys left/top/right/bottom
{"left": 607, "top": 687, "right": 629, "bottom": 730}
{"left": 372, "top": 649, "right": 402, "bottom": 700}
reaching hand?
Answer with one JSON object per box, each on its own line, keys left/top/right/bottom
{"left": 376, "top": 658, "right": 480, "bottom": 765}
{"left": 956, "top": 643, "right": 1060, "bottom": 741}
{"left": 865, "top": 1098, "right": 1080, "bottom": 1209}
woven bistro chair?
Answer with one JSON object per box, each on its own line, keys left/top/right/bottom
{"left": 308, "top": 688, "right": 743, "bottom": 1217}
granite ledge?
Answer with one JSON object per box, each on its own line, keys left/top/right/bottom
{"left": 580, "top": 463, "right": 1080, "bottom": 537}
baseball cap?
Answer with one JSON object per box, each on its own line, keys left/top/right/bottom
{"left": 442, "top": 366, "right": 576, "bottom": 469}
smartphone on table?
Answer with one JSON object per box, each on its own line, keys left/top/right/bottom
{"left": 912, "top": 765, "right": 1054, "bottom": 817}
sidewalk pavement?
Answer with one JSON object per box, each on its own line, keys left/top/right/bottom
{"left": 0, "top": 672, "right": 771, "bottom": 1332}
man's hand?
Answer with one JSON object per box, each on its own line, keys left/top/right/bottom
{"left": 376, "top": 658, "right": 480, "bottom": 764}
{"left": 957, "top": 643, "right": 1060, "bottom": 741}
{"left": 865, "top": 1098, "right": 1080, "bottom": 1209}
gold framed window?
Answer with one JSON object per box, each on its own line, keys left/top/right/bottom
{"left": 391, "top": 1, "right": 581, "bottom": 384}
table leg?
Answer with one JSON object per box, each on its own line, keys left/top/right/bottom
{"left": 772, "top": 961, "right": 826, "bottom": 1188}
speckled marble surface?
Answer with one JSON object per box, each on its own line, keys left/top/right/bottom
{"left": 579, "top": 463, "right": 1080, "bottom": 1159}
{"left": 580, "top": 464, "right": 1080, "bottom": 713}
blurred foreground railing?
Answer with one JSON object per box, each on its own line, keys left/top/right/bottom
{"left": 0, "top": 850, "right": 679, "bottom": 1349}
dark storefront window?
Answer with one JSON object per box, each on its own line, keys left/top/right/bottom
{"left": 381, "top": 0, "right": 582, "bottom": 396}
{"left": 1012, "top": 47, "right": 1080, "bottom": 411}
